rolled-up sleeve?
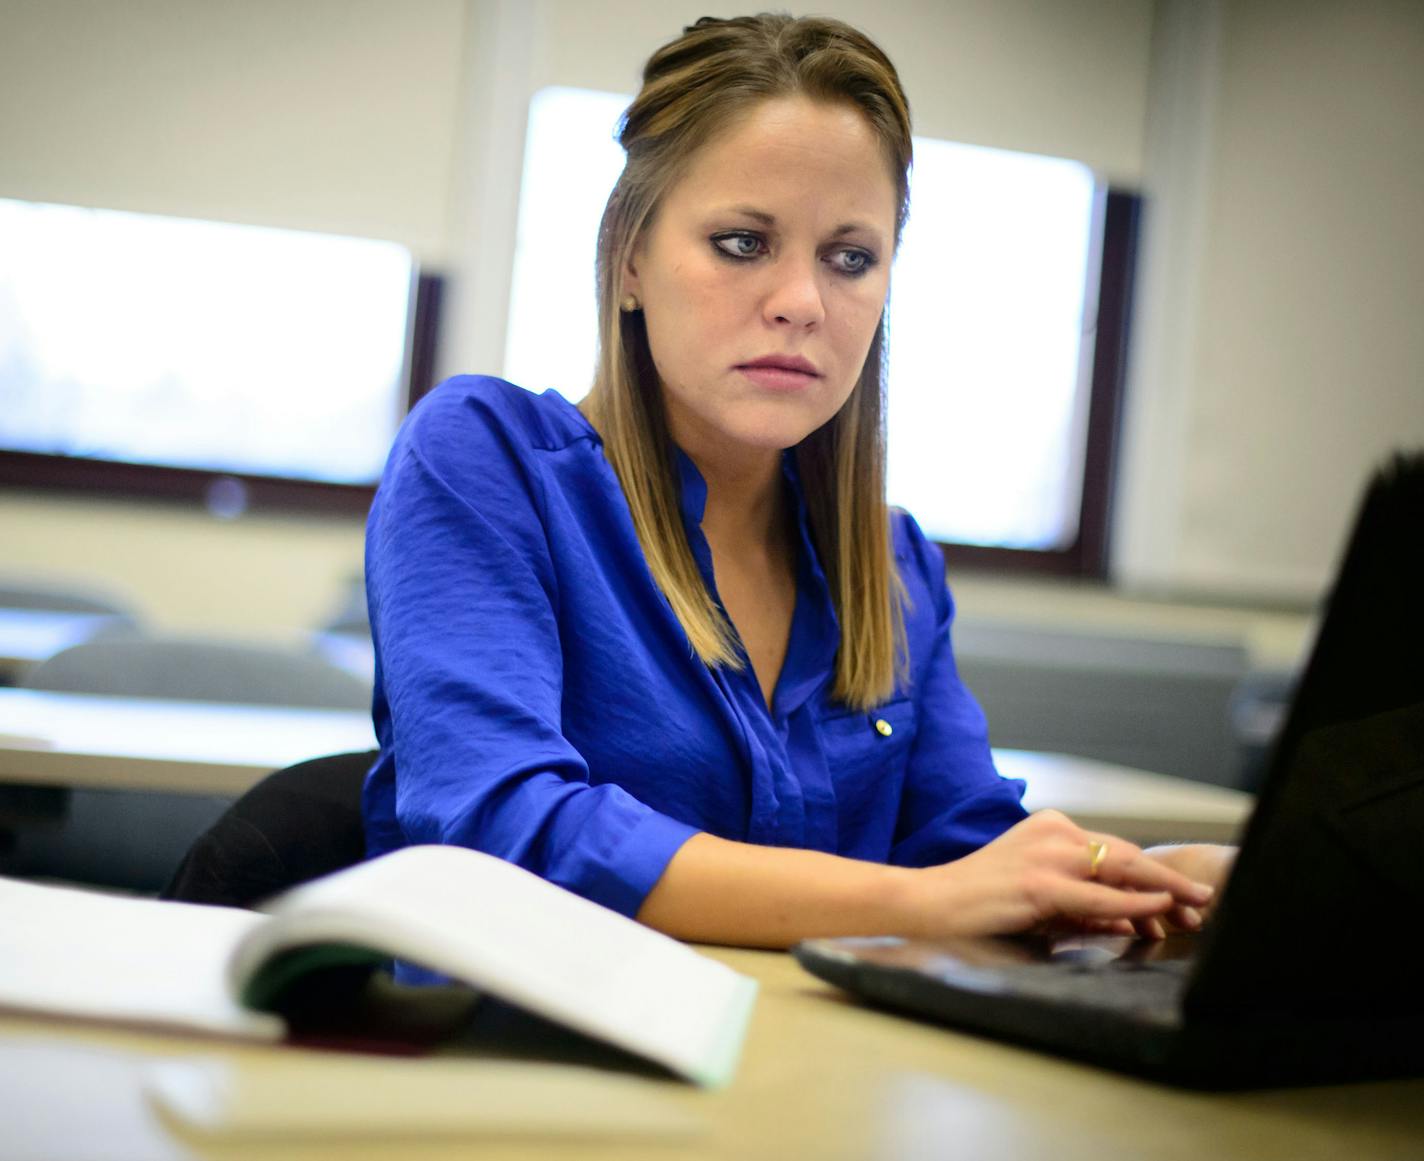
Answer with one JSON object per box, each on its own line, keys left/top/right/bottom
{"left": 365, "top": 387, "right": 698, "bottom": 917}
{"left": 888, "top": 516, "right": 1028, "bottom": 867}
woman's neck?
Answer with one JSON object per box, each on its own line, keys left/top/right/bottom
{"left": 686, "top": 444, "right": 787, "bottom": 553}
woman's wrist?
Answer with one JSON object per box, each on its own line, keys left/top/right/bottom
{"left": 870, "top": 860, "right": 980, "bottom": 940}
{"left": 862, "top": 861, "right": 926, "bottom": 937}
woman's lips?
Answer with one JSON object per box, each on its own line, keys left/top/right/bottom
{"left": 735, "top": 359, "right": 822, "bottom": 392}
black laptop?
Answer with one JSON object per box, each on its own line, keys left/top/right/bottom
{"left": 795, "top": 452, "right": 1424, "bottom": 1088}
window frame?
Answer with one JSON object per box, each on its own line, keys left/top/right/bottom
{"left": 935, "top": 188, "right": 1139, "bottom": 579}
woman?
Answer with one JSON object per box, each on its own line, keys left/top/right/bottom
{"left": 363, "top": 14, "right": 1229, "bottom": 948}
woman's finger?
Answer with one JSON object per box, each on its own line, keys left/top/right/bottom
{"left": 1081, "top": 834, "right": 1214, "bottom": 904}
{"left": 1132, "top": 915, "right": 1167, "bottom": 940}
{"left": 1162, "top": 903, "right": 1204, "bottom": 932}
{"left": 1051, "top": 880, "right": 1176, "bottom": 920}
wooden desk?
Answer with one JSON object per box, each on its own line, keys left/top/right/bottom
{"left": 0, "top": 688, "right": 1251, "bottom": 842}
{"left": 3, "top": 945, "right": 1420, "bottom": 1160}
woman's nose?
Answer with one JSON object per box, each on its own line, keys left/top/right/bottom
{"left": 762, "top": 256, "right": 826, "bottom": 329}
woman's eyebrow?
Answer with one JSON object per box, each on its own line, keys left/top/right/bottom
{"left": 718, "top": 205, "right": 883, "bottom": 238}
{"left": 721, "top": 205, "right": 776, "bottom": 225}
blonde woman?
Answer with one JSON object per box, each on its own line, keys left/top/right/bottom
{"left": 363, "top": 15, "right": 1228, "bottom": 960}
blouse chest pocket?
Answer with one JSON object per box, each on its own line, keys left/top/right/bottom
{"left": 814, "top": 698, "right": 919, "bottom": 807}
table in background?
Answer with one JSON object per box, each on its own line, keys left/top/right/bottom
{"left": 0, "top": 686, "right": 1253, "bottom": 849}
{"left": 0, "top": 688, "right": 1251, "bottom": 843}
{"left": 2, "top": 944, "right": 1420, "bottom": 1160}
{"left": 0, "top": 687, "right": 378, "bottom": 797}
{"left": 1003, "top": 748, "right": 1249, "bottom": 844}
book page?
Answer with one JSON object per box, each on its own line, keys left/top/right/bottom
{"left": 232, "top": 846, "right": 756, "bottom": 1085}
{"left": 0, "top": 878, "right": 282, "bottom": 1040}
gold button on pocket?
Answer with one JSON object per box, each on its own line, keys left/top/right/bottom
{"left": 874, "top": 718, "right": 894, "bottom": 737}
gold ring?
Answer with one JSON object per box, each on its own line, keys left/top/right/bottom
{"left": 1087, "top": 840, "right": 1109, "bottom": 879}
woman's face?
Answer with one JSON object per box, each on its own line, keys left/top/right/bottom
{"left": 624, "top": 96, "right": 898, "bottom": 467}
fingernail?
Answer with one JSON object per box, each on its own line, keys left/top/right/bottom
{"left": 1193, "top": 883, "right": 1215, "bottom": 903}
{"left": 1180, "top": 906, "right": 1202, "bottom": 929}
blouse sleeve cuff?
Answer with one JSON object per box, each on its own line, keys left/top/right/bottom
{"left": 572, "top": 808, "right": 702, "bottom": 920}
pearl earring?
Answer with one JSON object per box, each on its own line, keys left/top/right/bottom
{"left": 620, "top": 294, "right": 641, "bottom": 313}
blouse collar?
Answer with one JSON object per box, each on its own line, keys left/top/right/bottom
{"left": 673, "top": 446, "right": 840, "bottom": 717}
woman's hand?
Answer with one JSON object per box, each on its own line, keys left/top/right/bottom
{"left": 1139, "top": 843, "right": 1238, "bottom": 935}
{"left": 898, "top": 811, "right": 1218, "bottom": 940}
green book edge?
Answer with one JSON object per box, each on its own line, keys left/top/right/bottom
{"left": 692, "top": 976, "right": 759, "bottom": 1089}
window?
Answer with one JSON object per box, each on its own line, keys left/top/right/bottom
{"left": 885, "top": 139, "right": 1098, "bottom": 552}
{"left": 504, "top": 86, "right": 1136, "bottom": 575}
{"left": 0, "top": 198, "right": 433, "bottom": 514}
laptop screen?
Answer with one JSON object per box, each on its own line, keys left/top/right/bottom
{"left": 1184, "top": 453, "right": 1424, "bottom": 1017}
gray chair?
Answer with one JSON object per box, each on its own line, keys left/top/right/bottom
{"left": 0, "top": 579, "right": 142, "bottom": 689}
{"left": 23, "top": 635, "right": 373, "bottom": 709}
{"left": 0, "top": 578, "right": 138, "bottom": 618}
{"left": 3, "top": 635, "right": 373, "bottom": 893}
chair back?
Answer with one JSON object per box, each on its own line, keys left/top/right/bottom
{"left": 5, "top": 635, "right": 372, "bottom": 893}
{"left": 162, "top": 750, "right": 374, "bottom": 908}
{"left": 21, "top": 635, "right": 372, "bottom": 709}
{"left": 0, "top": 578, "right": 137, "bottom": 618}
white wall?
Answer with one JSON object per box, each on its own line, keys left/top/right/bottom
{"left": 1, "top": 0, "right": 1415, "bottom": 643}
{"left": 0, "top": 0, "right": 468, "bottom": 257}
{"left": 0, "top": 0, "right": 471, "bottom": 637}
{"left": 526, "top": 0, "right": 1154, "bottom": 177}
{"left": 1115, "top": 0, "right": 1424, "bottom": 603}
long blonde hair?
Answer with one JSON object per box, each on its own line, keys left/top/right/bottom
{"left": 581, "top": 14, "right": 913, "bottom": 710}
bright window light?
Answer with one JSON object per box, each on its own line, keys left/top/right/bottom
{"left": 504, "top": 87, "right": 630, "bottom": 398}
{"left": 887, "top": 141, "right": 1098, "bottom": 550}
{"left": 0, "top": 199, "right": 414, "bottom": 484}
{"left": 503, "top": 86, "right": 1101, "bottom": 551}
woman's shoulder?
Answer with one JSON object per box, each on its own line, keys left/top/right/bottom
{"left": 398, "top": 375, "right": 597, "bottom": 459}
{"left": 890, "top": 507, "right": 941, "bottom": 582}
{"left": 890, "top": 506, "right": 957, "bottom": 636}
{"left": 375, "top": 376, "right": 601, "bottom": 517}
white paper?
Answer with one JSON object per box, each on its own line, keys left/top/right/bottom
{"left": 0, "top": 878, "right": 282, "bottom": 1040}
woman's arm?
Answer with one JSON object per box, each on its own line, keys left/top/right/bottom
{"left": 638, "top": 810, "right": 1216, "bottom": 948}
{"left": 366, "top": 382, "right": 698, "bottom": 916}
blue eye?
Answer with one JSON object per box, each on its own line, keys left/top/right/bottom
{"left": 711, "top": 232, "right": 764, "bottom": 260}
{"left": 830, "top": 248, "right": 875, "bottom": 277}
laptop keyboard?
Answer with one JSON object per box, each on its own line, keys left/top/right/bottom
{"left": 933, "top": 953, "right": 1192, "bottom": 1016}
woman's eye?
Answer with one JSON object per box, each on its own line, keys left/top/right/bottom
{"left": 829, "top": 248, "right": 875, "bottom": 276}
{"left": 712, "top": 232, "right": 765, "bottom": 260}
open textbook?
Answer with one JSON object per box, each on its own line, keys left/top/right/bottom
{"left": 0, "top": 845, "right": 757, "bottom": 1088}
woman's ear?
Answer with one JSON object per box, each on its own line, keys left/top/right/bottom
{"left": 621, "top": 251, "right": 642, "bottom": 303}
